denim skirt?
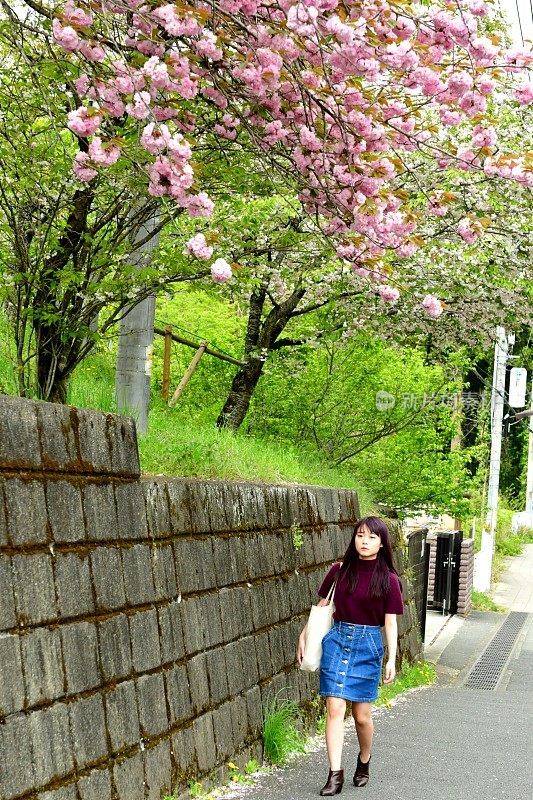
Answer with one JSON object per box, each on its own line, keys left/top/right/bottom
{"left": 319, "top": 621, "right": 384, "bottom": 703}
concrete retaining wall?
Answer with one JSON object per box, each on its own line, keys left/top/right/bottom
{"left": 0, "top": 396, "right": 419, "bottom": 800}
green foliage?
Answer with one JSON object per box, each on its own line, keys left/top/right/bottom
{"left": 291, "top": 523, "right": 304, "bottom": 551}
{"left": 376, "top": 661, "right": 436, "bottom": 708}
{"left": 262, "top": 697, "right": 306, "bottom": 766}
{"left": 471, "top": 591, "right": 506, "bottom": 613}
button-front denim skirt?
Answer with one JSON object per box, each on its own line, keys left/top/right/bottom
{"left": 319, "top": 621, "right": 384, "bottom": 703}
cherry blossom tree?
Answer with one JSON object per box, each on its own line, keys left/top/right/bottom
{"left": 47, "top": 0, "right": 533, "bottom": 311}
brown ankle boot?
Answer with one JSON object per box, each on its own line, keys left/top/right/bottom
{"left": 353, "top": 754, "right": 370, "bottom": 787}
{"left": 319, "top": 769, "right": 344, "bottom": 796}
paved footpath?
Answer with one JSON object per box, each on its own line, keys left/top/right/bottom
{"left": 230, "top": 555, "right": 533, "bottom": 800}
{"left": 491, "top": 542, "right": 533, "bottom": 612}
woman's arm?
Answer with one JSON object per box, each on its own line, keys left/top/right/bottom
{"left": 383, "top": 613, "right": 398, "bottom": 684}
{"left": 297, "top": 597, "right": 329, "bottom": 664}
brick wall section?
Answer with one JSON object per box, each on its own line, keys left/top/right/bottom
{"left": 457, "top": 539, "right": 474, "bottom": 616}
{"left": 426, "top": 534, "right": 474, "bottom": 616}
{"left": 0, "top": 396, "right": 418, "bottom": 800}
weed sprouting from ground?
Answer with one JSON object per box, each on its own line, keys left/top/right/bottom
{"left": 262, "top": 697, "right": 306, "bottom": 766}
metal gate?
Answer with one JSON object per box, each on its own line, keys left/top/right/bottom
{"left": 406, "top": 528, "right": 430, "bottom": 642}
{"left": 431, "top": 530, "right": 463, "bottom": 615}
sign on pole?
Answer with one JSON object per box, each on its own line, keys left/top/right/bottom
{"left": 508, "top": 367, "right": 527, "bottom": 408}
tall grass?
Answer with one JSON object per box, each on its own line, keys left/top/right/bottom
{"left": 139, "top": 402, "right": 374, "bottom": 501}
{"left": 262, "top": 698, "right": 306, "bottom": 765}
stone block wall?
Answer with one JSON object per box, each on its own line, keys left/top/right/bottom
{"left": 0, "top": 395, "right": 419, "bottom": 800}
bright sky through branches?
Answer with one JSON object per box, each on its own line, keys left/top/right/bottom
{"left": 499, "top": 0, "right": 533, "bottom": 46}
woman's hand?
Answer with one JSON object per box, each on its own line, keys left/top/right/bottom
{"left": 383, "top": 658, "right": 396, "bottom": 684}
{"left": 297, "top": 628, "right": 307, "bottom": 665}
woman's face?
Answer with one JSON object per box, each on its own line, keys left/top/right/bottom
{"left": 354, "top": 523, "right": 382, "bottom": 560}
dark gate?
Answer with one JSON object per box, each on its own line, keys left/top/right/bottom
{"left": 406, "top": 528, "right": 430, "bottom": 643}
{"left": 432, "top": 530, "right": 463, "bottom": 615}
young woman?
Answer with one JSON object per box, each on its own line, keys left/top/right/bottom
{"left": 298, "top": 516, "right": 404, "bottom": 795}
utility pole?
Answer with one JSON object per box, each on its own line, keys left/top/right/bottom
{"left": 115, "top": 208, "right": 160, "bottom": 434}
{"left": 474, "top": 326, "right": 512, "bottom": 591}
{"left": 525, "top": 379, "right": 533, "bottom": 515}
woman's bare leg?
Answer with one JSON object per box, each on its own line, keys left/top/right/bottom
{"left": 325, "top": 697, "right": 347, "bottom": 770}
{"left": 351, "top": 702, "right": 373, "bottom": 762}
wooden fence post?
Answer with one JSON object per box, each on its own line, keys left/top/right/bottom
{"left": 162, "top": 325, "right": 172, "bottom": 401}
{"left": 168, "top": 341, "right": 208, "bottom": 407}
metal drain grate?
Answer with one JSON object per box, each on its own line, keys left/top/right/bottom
{"left": 463, "top": 612, "right": 529, "bottom": 689}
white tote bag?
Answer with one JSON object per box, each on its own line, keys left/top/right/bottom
{"left": 300, "top": 578, "right": 337, "bottom": 672}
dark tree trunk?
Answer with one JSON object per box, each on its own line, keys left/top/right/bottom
{"left": 217, "top": 278, "right": 307, "bottom": 431}
{"left": 216, "top": 356, "right": 265, "bottom": 430}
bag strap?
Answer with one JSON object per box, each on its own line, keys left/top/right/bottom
{"left": 324, "top": 570, "right": 339, "bottom": 605}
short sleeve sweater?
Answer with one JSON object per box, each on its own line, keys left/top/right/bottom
{"left": 318, "top": 560, "right": 404, "bottom": 627}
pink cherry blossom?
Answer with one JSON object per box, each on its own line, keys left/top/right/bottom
{"left": 421, "top": 294, "right": 443, "bottom": 318}
{"left": 67, "top": 107, "right": 101, "bottom": 137}
{"left": 514, "top": 83, "right": 533, "bottom": 105}
{"left": 378, "top": 285, "right": 400, "bottom": 303}
{"left": 52, "top": 19, "right": 80, "bottom": 52}
{"left": 73, "top": 152, "right": 97, "bottom": 181}
{"left": 88, "top": 137, "right": 121, "bottom": 165}
{"left": 63, "top": 1, "right": 94, "bottom": 28}
{"left": 211, "top": 257, "right": 232, "bottom": 283}
{"left": 140, "top": 122, "right": 172, "bottom": 154}
{"left": 185, "top": 233, "right": 214, "bottom": 260}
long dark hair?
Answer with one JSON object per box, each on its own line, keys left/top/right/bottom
{"left": 339, "top": 516, "right": 399, "bottom": 597}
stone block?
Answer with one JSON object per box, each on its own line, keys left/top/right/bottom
{"left": 98, "top": 614, "right": 132, "bottom": 682}
{"left": 144, "top": 740, "right": 172, "bottom": 800}
{"left": 130, "top": 609, "right": 162, "bottom": 673}
{"left": 0, "top": 633, "right": 24, "bottom": 715}
{"left": 91, "top": 547, "right": 126, "bottom": 610}
{"left": 83, "top": 483, "right": 118, "bottom": 542}
{"left": 212, "top": 704, "right": 233, "bottom": 760}
{"left": 239, "top": 635, "right": 259, "bottom": 690}
{"left": 166, "top": 479, "right": 194, "bottom": 534}
{"left": 205, "top": 648, "right": 229, "bottom": 706}
{"left": 55, "top": 552, "right": 95, "bottom": 617}
{"left": 187, "top": 653, "right": 209, "bottom": 715}
{"left": 158, "top": 601, "right": 185, "bottom": 663}
{"left": 183, "top": 482, "right": 212, "bottom": 533}
{"left": 69, "top": 694, "right": 108, "bottom": 767}
{"left": 213, "top": 536, "right": 247, "bottom": 587}
{"left": 113, "top": 753, "right": 144, "bottom": 800}
{"left": 268, "top": 627, "right": 285, "bottom": 674}
{"left": 0, "top": 396, "right": 41, "bottom": 470}
{"left": 229, "top": 695, "right": 248, "bottom": 750}
{"left": 244, "top": 685, "right": 263, "bottom": 738}
{"left": 0, "top": 479, "right": 7, "bottom": 546}
{"left": 107, "top": 415, "right": 140, "bottom": 477}
{"left": 121, "top": 544, "right": 156, "bottom": 605}
{"left": 218, "top": 588, "right": 244, "bottom": 642}
{"left": 12, "top": 554, "right": 57, "bottom": 625}
{"left": 171, "top": 727, "right": 195, "bottom": 775}
{"left": 143, "top": 480, "right": 171, "bottom": 538}
{"left": 4, "top": 479, "right": 48, "bottom": 545}
{"left": 0, "top": 555, "right": 16, "bottom": 630}
{"left": 180, "top": 597, "right": 206, "bottom": 654}
{"left": 0, "top": 713, "right": 35, "bottom": 798}
{"left": 35, "top": 401, "right": 78, "bottom": 470}
{"left": 114, "top": 482, "right": 148, "bottom": 540}
{"left": 223, "top": 640, "right": 243, "bottom": 696}
{"left": 77, "top": 410, "right": 113, "bottom": 473}
{"left": 105, "top": 681, "right": 140, "bottom": 752}
{"left": 261, "top": 581, "right": 280, "bottom": 627}
{"left": 151, "top": 544, "right": 178, "bottom": 601}
{"left": 38, "top": 786, "right": 79, "bottom": 800}
{"left": 250, "top": 584, "right": 266, "bottom": 631}
{"left": 46, "top": 481, "right": 85, "bottom": 543}
{"left": 203, "top": 481, "right": 230, "bottom": 533}
{"left": 254, "top": 632, "right": 272, "bottom": 681}
{"left": 165, "top": 664, "right": 192, "bottom": 723}
{"left": 173, "top": 538, "right": 216, "bottom": 593}
{"left": 21, "top": 627, "right": 64, "bottom": 706}
{"left": 61, "top": 622, "right": 101, "bottom": 694}
{"left": 30, "top": 704, "right": 74, "bottom": 786}
{"left": 197, "top": 593, "right": 223, "bottom": 649}
{"left": 78, "top": 769, "right": 112, "bottom": 800}
{"left": 192, "top": 713, "right": 216, "bottom": 773}
{"left": 136, "top": 673, "right": 169, "bottom": 737}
